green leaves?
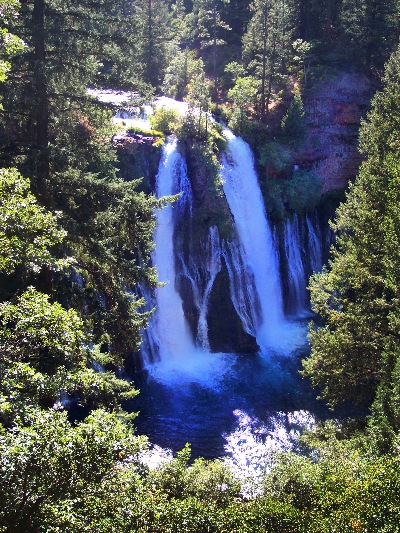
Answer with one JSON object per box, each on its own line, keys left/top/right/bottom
{"left": 0, "top": 287, "right": 140, "bottom": 427}
{"left": 0, "top": 408, "right": 147, "bottom": 532}
{"left": 281, "top": 94, "right": 306, "bottom": 144}
{"left": 304, "top": 46, "right": 400, "bottom": 421}
{"left": 0, "top": 1, "right": 24, "bottom": 87}
{"left": 0, "top": 287, "right": 84, "bottom": 370}
{"left": 0, "top": 168, "right": 65, "bottom": 275}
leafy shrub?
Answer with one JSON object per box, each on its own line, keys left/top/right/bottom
{"left": 281, "top": 95, "right": 306, "bottom": 145}
{"left": 284, "top": 169, "right": 321, "bottom": 213}
{"left": 207, "top": 121, "right": 227, "bottom": 153}
{"left": 183, "top": 458, "right": 240, "bottom": 506}
{"left": 261, "top": 169, "right": 321, "bottom": 221}
{"left": 126, "top": 124, "right": 164, "bottom": 139}
{"left": 259, "top": 141, "right": 294, "bottom": 177}
{"left": 150, "top": 106, "right": 180, "bottom": 134}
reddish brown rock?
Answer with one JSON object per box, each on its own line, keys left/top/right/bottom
{"left": 298, "top": 72, "right": 376, "bottom": 194}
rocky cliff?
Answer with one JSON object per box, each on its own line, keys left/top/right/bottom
{"left": 300, "top": 72, "right": 375, "bottom": 193}
{"left": 115, "top": 75, "right": 377, "bottom": 366}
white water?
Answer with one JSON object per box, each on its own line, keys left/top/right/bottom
{"left": 148, "top": 137, "right": 230, "bottom": 386}
{"left": 151, "top": 138, "right": 195, "bottom": 360}
{"left": 284, "top": 215, "right": 308, "bottom": 314}
{"left": 307, "top": 215, "right": 323, "bottom": 273}
{"left": 222, "top": 130, "right": 304, "bottom": 352}
{"left": 222, "top": 239, "right": 259, "bottom": 338}
{"left": 179, "top": 226, "right": 222, "bottom": 349}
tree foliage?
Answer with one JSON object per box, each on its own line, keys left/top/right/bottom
{"left": 0, "top": 168, "right": 65, "bottom": 276}
{"left": 304, "top": 46, "right": 400, "bottom": 425}
{"left": 0, "top": 1, "right": 165, "bottom": 361}
{"left": 0, "top": 0, "right": 399, "bottom": 530}
{"left": 163, "top": 48, "right": 205, "bottom": 100}
{"left": 243, "top": 0, "right": 296, "bottom": 117}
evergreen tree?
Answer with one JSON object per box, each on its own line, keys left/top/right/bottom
{"left": 339, "top": 0, "right": 400, "bottom": 68}
{"left": 243, "top": 0, "right": 296, "bottom": 118}
{"left": 163, "top": 48, "right": 205, "bottom": 99}
{"left": 281, "top": 93, "right": 305, "bottom": 143}
{"left": 191, "top": 0, "right": 231, "bottom": 97}
{"left": 304, "top": 46, "right": 400, "bottom": 416}
{"left": 133, "top": 0, "right": 170, "bottom": 87}
{"left": 0, "top": 0, "right": 164, "bottom": 361}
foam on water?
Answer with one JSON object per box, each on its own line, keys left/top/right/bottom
{"left": 148, "top": 350, "right": 233, "bottom": 389}
{"left": 138, "top": 444, "right": 174, "bottom": 469}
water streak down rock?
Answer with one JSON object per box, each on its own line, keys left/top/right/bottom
{"left": 221, "top": 130, "right": 285, "bottom": 351}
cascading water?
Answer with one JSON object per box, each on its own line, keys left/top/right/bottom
{"left": 222, "top": 239, "right": 260, "bottom": 338}
{"left": 151, "top": 137, "right": 195, "bottom": 360}
{"left": 284, "top": 215, "right": 308, "bottom": 314}
{"left": 178, "top": 226, "right": 222, "bottom": 349}
{"left": 306, "top": 214, "right": 323, "bottom": 274}
{"left": 281, "top": 213, "right": 324, "bottom": 315}
{"left": 88, "top": 91, "right": 333, "bottom": 461}
{"left": 221, "top": 130, "right": 300, "bottom": 351}
{"left": 146, "top": 136, "right": 229, "bottom": 385}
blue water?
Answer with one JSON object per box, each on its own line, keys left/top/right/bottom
{"left": 128, "top": 339, "right": 328, "bottom": 459}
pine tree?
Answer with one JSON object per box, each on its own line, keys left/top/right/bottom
{"left": 191, "top": 0, "right": 231, "bottom": 98}
{"left": 133, "top": 0, "right": 170, "bottom": 87}
{"left": 243, "top": 0, "right": 296, "bottom": 118}
{"left": 0, "top": 0, "right": 164, "bottom": 361}
{"left": 304, "top": 46, "right": 400, "bottom": 414}
{"left": 339, "top": 0, "right": 400, "bottom": 68}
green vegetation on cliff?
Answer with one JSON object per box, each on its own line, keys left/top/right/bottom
{"left": 304, "top": 45, "right": 400, "bottom": 451}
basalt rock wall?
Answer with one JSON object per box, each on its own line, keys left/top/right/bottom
{"left": 300, "top": 72, "right": 375, "bottom": 193}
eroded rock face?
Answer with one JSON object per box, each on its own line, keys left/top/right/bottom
{"left": 300, "top": 72, "right": 375, "bottom": 193}
{"left": 114, "top": 132, "right": 161, "bottom": 191}
{"left": 207, "top": 266, "right": 260, "bottom": 354}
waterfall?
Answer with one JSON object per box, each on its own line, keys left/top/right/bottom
{"left": 151, "top": 137, "right": 195, "bottom": 360}
{"left": 221, "top": 130, "right": 287, "bottom": 350}
{"left": 136, "top": 281, "right": 160, "bottom": 367}
{"left": 178, "top": 226, "right": 222, "bottom": 349}
{"left": 284, "top": 215, "right": 308, "bottom": 314}
{"left": 280, "top": 212, "right": 324, "bottom": 316}
{"left": 222, "top": 239, "right": 260, "bottom": 338}
{"left": 306, "top": 214, "right": 323, "bottom": 274}
{"left": 145, "top": 137, "right": 230, "bottom": 385}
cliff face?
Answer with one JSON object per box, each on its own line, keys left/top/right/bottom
{"left": 300, "top": 72, "right": 375, "bottom": 193}
{"left": 116, "top": 76, "right": 376, "bottom": 366}
{"left": 114, "top": 132, "right": 161, "bottom": 192}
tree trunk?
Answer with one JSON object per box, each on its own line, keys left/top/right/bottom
{"left": 261, "top": 33, "right": 267, "bottom": 118}
{"left": 32, "top": 0, "right": 49, "bottom": 187}
{"left": 265, "top": 38, "right": 276, "bottom": 116}
{"left": 212, "top": 5, "right": 218, "bottom": 100}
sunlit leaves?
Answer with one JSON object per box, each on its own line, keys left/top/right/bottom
{"left": 304, "top": 46, "right": 400, "bottom": 414}
{"left": 0, "top": 168, "right": 65, "bottom": 275}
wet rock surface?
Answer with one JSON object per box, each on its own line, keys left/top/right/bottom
{"left": 207, "top": 262, "right": 260, "bottom": 354}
